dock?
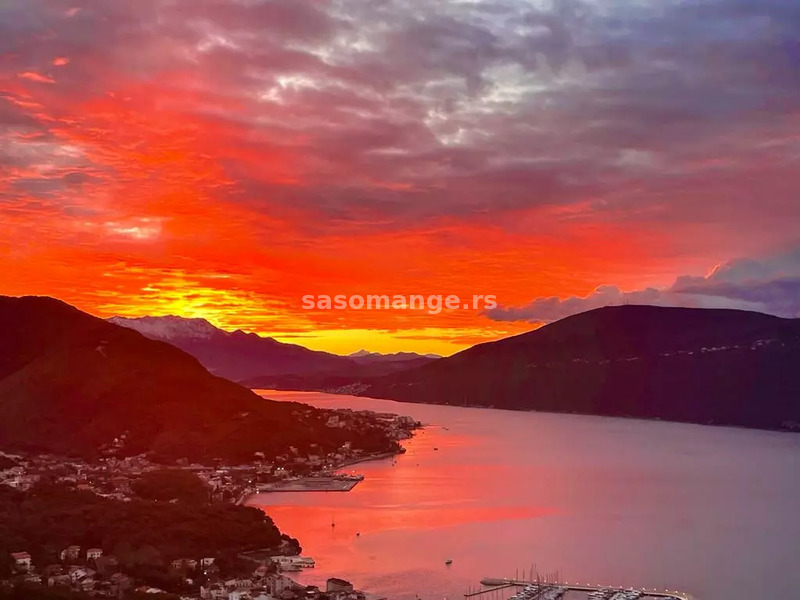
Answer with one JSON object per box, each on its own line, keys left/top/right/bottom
{"left": 466, "top": 579, "right": 694, "bottom": 600}
{"left": 254, "top": 475, "right": 364, "bottom": 493}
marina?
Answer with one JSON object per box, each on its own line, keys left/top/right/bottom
{"left": 466, "top": 579, "right": 693, "bottom": 600}
{"left": 273, "top": 556, "right": 317, "bottom": 571}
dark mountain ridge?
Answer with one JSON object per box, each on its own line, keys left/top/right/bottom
{"left": 0, "top": 296, "right": 397, "bottom": 461}
{"left": 357, "top": 305, "right": 800, "bottom": 431}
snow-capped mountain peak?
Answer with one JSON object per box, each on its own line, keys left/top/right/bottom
{"left": 108, "top": 315, "right": 221, "bottom": 340}
{"left": 348, "top": 349, "right": 442, "bottom": 361}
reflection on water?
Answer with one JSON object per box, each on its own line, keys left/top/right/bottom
{"left": 249, "top": 391, "right": 800, "bottom": 600}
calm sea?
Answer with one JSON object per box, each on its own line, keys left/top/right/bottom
{"left": 249, "top": 390, "right": 800, "bottom": 600}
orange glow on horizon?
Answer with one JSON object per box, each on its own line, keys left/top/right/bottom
{"left": 3, "top": 1, "right": 798, "bottom": 354}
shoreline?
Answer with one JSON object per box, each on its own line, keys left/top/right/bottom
{"left": 333, "top": 449, "right": 401, "bottom": 469}
{"left": 241, "top": 442, "right": 414, "bottom": 505}
{"left": 266, "top": 386, "right": 800, "bottom": 437}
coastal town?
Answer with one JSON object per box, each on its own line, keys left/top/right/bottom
{"left": 2, "top": 546, "right": 364, "bottom": 600}
{"left": 0, "top": 409, "right": 418, "bottom": 500}
{"left": 0, "top": 408, "right": 420, "bottom": 600}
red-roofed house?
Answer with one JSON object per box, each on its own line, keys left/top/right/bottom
{"left": 86, "top": 548, "right": 103, "bottom": 561}
{"left": 11, "top": 552, "right": 32, "bottom": 571}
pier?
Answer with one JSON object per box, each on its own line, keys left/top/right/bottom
{"left": 465, "top": 578, "right": 694, "bottom": 600}
{"left": 235, "top": 475, "right": 365, "bottom": 505}
{"left": 254, "top": 475, "right": 364, "bottom": 493}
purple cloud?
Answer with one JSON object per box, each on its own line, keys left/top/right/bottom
{"left": 487, "top": 248, "right": 800, "bottom": 322}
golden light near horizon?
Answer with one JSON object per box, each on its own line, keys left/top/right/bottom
{"left": 1, "top": 0, "right": 799, "bottom": 351}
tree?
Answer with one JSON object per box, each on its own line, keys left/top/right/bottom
{"left": 131, "top": 470, "right": 209, "bottom": 504}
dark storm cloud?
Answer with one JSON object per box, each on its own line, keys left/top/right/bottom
{"left": 2, "top": 0, "right": 800, "bottom": 229}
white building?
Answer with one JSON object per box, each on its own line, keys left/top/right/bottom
{"left": 69, "top": 568, "right": 90, "bottom": 583}
{"left": 11, "top": 552, "right": 32, "bottom": 571}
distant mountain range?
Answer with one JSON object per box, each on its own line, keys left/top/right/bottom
{"left": 348, "top": 349, "right": 442, "bottom": 361}
{"left": 108, "top": 315, "right": 439, "bottom": 382}
{"left": 0, "top": 296, "right": 398, "bottom": 462}
{"left": 353, "top": 305, "right": 800, "bottom": 431}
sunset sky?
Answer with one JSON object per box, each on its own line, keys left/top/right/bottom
{"left": 2, "top": 0, "right": 800, "bottom": 355}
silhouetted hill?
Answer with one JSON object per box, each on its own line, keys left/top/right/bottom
{"left": 357, "top": 306, "right": 800, "bottom": 430}
{"left": 109, "top": 316, "right": 438, "bottom": 381}
{"left": 0, "top": 296, "right": 398, "bottom": 461}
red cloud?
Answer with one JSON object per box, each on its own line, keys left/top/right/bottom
{"left": 17, "top": 72, "right": 55, "bottom": 84}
